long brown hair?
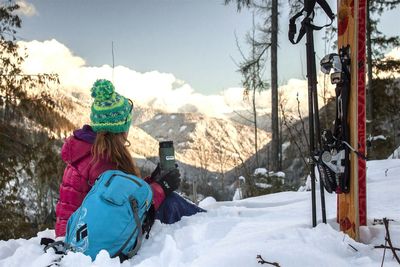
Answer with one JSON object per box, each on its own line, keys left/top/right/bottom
{"left": 92, "top": 132, "right": 141, "bottom": 177}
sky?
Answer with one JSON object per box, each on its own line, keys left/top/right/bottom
{"left": 18, "top": 0, "right": 256, "bottom": 95}
{"left": 16, "top": 0, "right": 398, "bottom": 93}
{"left": 12, "top": 0, "right": 400, "bottom": 117}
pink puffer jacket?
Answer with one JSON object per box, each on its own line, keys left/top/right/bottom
{"left": 55, "top": 135, "right": 116, "bottom": 237}
{"left": 55, "top": 126, "right": 165, "bottom": 237}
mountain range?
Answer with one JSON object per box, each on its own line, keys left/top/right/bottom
{"left": 52, "top": 86, "right": 272, "bottom": 198}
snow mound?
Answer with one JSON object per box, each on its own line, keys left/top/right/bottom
{"left": 198, "top": 197, "right": 217, "bottom": 209}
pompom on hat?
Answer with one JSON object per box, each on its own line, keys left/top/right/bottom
{"left": 90, "top": 79, "right": 133, "bottom": 133}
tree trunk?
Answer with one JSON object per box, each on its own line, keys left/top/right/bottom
{"left": 270, "top": 0, "right": 279, "bottom": 171}
{"left": 253, "top": 77, "right": 259, "bottom": 167}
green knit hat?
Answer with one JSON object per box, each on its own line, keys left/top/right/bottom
{"left": 90, "top": 79, "right": 133, "bottom": 133}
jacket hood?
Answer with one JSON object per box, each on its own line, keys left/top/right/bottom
{"left": 73, "top": 124, "right": 96, "bottom": 144}
{"left": 61, "top": 126, "right": 95, "bottom": 164}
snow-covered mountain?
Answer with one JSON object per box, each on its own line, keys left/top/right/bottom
{"left": 137, "top": 112, "right": 270, "bottom": 173}
{"left": 226, "top": 110, "right": 272, "bottom": 132}
{"left": 53, "top": 86, "right": 271, "bottom": 187}
{"left": 1, "top": 158, "right": 399, "bottom": 267}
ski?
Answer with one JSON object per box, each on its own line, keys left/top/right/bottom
{"left": 336, "top": 0, "right": 367, "bottom": 239}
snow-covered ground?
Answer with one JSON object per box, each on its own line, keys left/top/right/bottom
{"left": 1, "top": 159, "right": 399, "bottom": 267}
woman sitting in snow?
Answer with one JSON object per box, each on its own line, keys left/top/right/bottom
{"left": 54, "top": 79, "right": 184, "bottom": 238}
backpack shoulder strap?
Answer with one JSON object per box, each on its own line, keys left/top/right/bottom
{"left": 112, "top": 199, "right": 146, "bottom": 260}
{"left": 126, "top": 200, "right": 144, "bottom": 258}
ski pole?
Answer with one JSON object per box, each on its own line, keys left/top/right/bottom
{"left": 305, "top": 17, "right": 318, "bottom": 227}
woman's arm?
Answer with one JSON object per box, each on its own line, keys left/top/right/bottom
{"left": 144, "top": 176, "right": 166, "bottom": 210}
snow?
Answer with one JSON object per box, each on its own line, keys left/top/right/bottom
{"left": 253, "top": 168, "right": 285, "bottom": 179}
{"left": 155, "top": 115, "right": 162, "bottom": 120}
{"left": 232, "top": 188, "right": 243, "bottom": 201}
{"left": 281, "top": 141, "right": 290, "bottom": 160}
{"left": 1, "top": 159, "right": 400, "bottom": 267}
{"left": 170, "top": 115, "right": 176, "bottom": 119}
{"left": 179, "top": 125, "right": 187, "bottom": 132}
{"left": 254, "top": 168, "right": 268, "bottom": 175}
{"left": 177, "top": 142, "right": 186, "bottom": 148}
{"left": 282, "top": 141, "right": 290, "bottom": 152}
{"left": 198, "top": 197, "right": 217, "bottom": 209}
{"left": 255, "top": 182, "right": 272, "bottom": 189}
{"left": 368, "top": 135, "right": 387, "bottom": 141}
{"left": 389, "top": 146, "right": 400, "bottom": 159}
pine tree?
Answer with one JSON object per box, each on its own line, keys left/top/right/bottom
{"left": 226, "top": 0, "right": 280, "bottom": 171}
{"left": 238, "top": 13, "right": 268, "bottom": 167}
{"left": 367, "top": 0, "right": 400, "bottom": 77}
{"left": 0, "top": 1, "right": 61, "bottom": 123}
{"left": 366, "top": 0, "right": 400, "bottom": 157}
{"left": 0, "top": 0, "right": 74, "bottom": 239}
{"left": 366, "top": 0, "right": 400, "bottom": 126}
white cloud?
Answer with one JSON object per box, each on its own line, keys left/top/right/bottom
{"left": 16, "top": 0, "right": 38, "bottom": 17}
{"left": 386, "top": 47, "right": 400, "bottom": 60}
{"left": 18, "top": 39, "right": 335, "bottom": 118}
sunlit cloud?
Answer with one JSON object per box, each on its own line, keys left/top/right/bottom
{"left": 386, "top": 47, "right": 400, "bottom": 60}
{"left": 18, "top": 39, "right": 341, "bottom": 118}
{"left": 378, "top": 47, "right": 400, "bottom": 79}
{"left": 16, "top": 0, "right": 38, "bottom": 17}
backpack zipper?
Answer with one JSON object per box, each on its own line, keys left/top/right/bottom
{"left": 105, "top": 173, "right": 142, "bottom": 187}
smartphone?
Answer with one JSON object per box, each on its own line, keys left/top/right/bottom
{"left": 159, "top": 141, "right": 175, "bottom": 172}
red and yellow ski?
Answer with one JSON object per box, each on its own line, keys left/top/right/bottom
{"left": 337, "top": 0, "right": 367, "bottom": 240}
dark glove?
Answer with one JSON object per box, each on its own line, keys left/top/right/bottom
{"left": 151, "top": 164, "right": 181, "bottom": 196}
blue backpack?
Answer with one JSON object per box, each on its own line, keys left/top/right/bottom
{"left": 64, "top": 170, "right": 153, "bottom": 260}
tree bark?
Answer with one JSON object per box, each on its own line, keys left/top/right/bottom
{"left": 270, "top": 0, "right": 279, "bottom": 171}
{"left": 253, "top": 84, "right": 259, "bottom": 166}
